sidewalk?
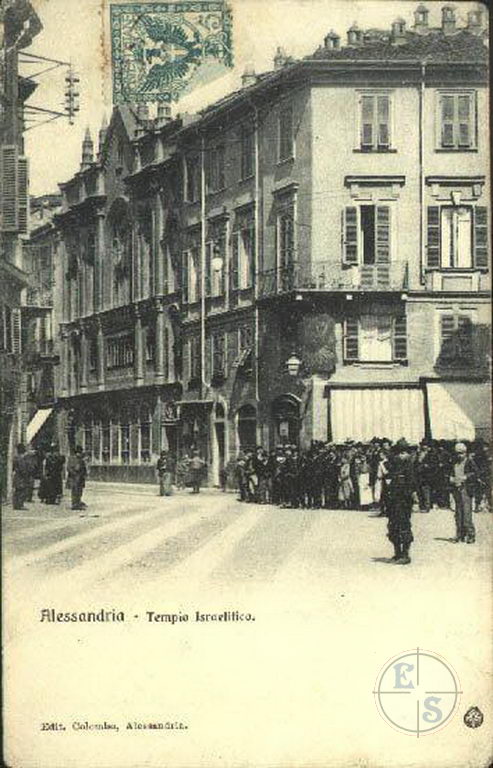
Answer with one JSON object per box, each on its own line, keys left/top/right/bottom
{"left": 85, "top": 481, "right": 232, "bottom": 497}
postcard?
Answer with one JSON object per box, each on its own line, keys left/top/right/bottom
{"left": 1, "top": 0, "right": 491, "bottom": 766}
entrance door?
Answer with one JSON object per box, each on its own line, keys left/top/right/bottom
{"left": 237, "top": 404, "right": 257, "bottom": 451}
{"left": 272, "top": 396, "right": 300, "bottom": 446}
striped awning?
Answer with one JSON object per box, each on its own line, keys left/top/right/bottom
{"left": 426, "top": 382, "right": 490, "bottom": 441}
{"left": 26, "top": 407, "right": 53, "bottom": 444}
{"left": 329, "top": 387, "right": 425, "bottom": 444}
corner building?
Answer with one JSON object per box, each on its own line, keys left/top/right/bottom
{"left": 55, "top": 5, "right": 490, "bottom": 484}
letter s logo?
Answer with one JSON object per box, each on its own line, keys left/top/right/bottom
{"left": 423, "top": 696, "right": 443, "bottom": 723}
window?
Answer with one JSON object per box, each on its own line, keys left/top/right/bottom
{"left": 279, "top": 102, "right": 294, "bottom": 162}
{"left": 343, "top": 205, "right": 391, "bottom": 266}
{"left": 426, "top": 206, "right": 488, "bottom": 269}
{"left": 206, "top": 146, "right": 225, "bottom": 193}
{"left": 344, "top": 313, "right": 407, "bottom": 363}
{"left": 359, "top": 94, "right": 391, "bottom": 150}
{"left": 145, "top": 325, "right": 155, "bottom": 363}
{"left": 140, "top": 409, "right": 151, "bottom": 462}
{"left": 232, "top": 209, "right": 255, "bottom": 290}
{"left": 239, "top": 324, "right": 253, "bottom": 353}
{"left": 1, "top": 305, "right": 21, "bottom": 353}
{"left": 120, "top": 422, "right": 130, "bottom": 463}
{"left": 438, "top": 312, "right": 474, "bottom": 366}
{"left": 212, "top": 331, "right": 227, "bottom": 379}
{"left": 187, "top": 247, "right": 200, "bottom": 303}
{"left": 102, "top": 420, "right": 111, "bottom": 463}
{"left": 240, "top": 123, "right": 254, "bottom": 180}
{"left": 205, "top": 219, "right": 227, "bottom": 297}
{"left": 83, "top": 419, "right": 93, "bottom": 457}
{"left": 185, "top": 153, "right": 200, "bottom": 202}
{"left": 190, "top": 336, "right": 201, "bottom": 382}
{"left": 89, "top": 337, "right": 97, "bottom": 372}
{"left": 106, "top": 334, "right": 134, "bottom": 369}
{"left": 438, "top": 92, "right": 476, "bottom": 149}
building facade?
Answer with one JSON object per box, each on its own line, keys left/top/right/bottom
{"left": 53, "top": 4, "right": 490, "bottom": 484}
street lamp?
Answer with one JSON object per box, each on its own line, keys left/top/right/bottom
{"left": 286, "top": 353, "right": 302, "bottom": 376}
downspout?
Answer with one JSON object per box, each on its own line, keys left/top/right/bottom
{"left": 253, "top": 104, "right": 260, "bottom": 406}
{"left": 419, "top": 61, "right": 426, "bottom": 285}
{"left": 200, "top": 132, "right": 206, "bottom": 399}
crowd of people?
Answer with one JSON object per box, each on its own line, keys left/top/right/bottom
{"left": 12, "top": 442, "right": 88, "bottom": 512}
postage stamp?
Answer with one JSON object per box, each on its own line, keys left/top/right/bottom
{"left": 110, "top": 1, "right": 234, "bottom": 104}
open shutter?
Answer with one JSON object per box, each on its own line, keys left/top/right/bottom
{"left": 393, "top": 314, "right": 407, "bottom": 361}
{"left": 439, "top": 314, "right": 455, "bottom": 362}
{"left": 1, "top": 146, "right": 18, "bottom": 231}
{"left": 377, "top": 96, "right": 390, "bottom": 148}
{"left": 375, "top": 206, "right": 391, "bottom": 263}
{"left": 473, "top": 207, "right": 488, "bottom": 268}
{"left": 17, "top": 157, "right": 29, "bottom": 234}
{"left": 440, "top": 95, "right": 455, "bottom": 147}
{"left": 426, "top": 207, "right": 441, "bottom": 267}
{"left": 231, "top": 231, "right": 239, "bottom": 290}
{"left": 11, "top": 308, "right": 22, "bottom": 354}
{"left": 181, "top": 251, "right": 189, "bottom": 303}
{"left": 360, "top": 96, "right": 374, "bottom": 148}
{"left": 457, "top": 314, "right": 474, "bottom": 363}
{"left": 345, "top": 317, "right": 359, "bottom": 360}
{"left": 343, "top": 207, "right": 358, "bottom": 264}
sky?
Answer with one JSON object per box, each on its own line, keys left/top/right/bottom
{"left": 24, "top": 0, "right": 484, "bottom": 196}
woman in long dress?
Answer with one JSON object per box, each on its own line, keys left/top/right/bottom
{"left": 357, "top": 452, "right": 373, "bottom": 508}
{"left": 338, "top": 454, "right": 354, "bottom": 508}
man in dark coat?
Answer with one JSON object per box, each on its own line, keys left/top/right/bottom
{"left": 156, "top": 450, "right": 174, "bottom": 496}
{"left": 449, "top": 442, "right": 479, "bottom": 543}
{"left": 43, "top": 444, "right": 65, "bottom": 504}
{"left": 386, "top": 440, "right": 418, "bottom": 565}
{"left": 67, "top": 446, "right": 87, "bottom": 511}
{"left": 12, "top": 444, "right": 30, "bottom": 510}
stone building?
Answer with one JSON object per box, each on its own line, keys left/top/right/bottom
{"left": 53, "top": 4, "right": 490, "bottom": 484}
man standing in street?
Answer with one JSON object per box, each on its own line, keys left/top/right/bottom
{"left": 449, "top": 442, "right": 479, "bottom": 544}
{"left": 156, "top": 450, "right": 174, "bottom": 497}
{"left": 12, "top": 444, "right": 30, "bottom": 510}
{"left": 67, "top": 446, "right": 87, "bottom": 511}
{"left": 189, "top": 450, "right": 206, "bottom": 494}
{"left": 386, "top": 440, "right": 418, "bottom": 565}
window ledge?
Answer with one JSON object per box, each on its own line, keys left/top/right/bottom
{"left": 434, "top": 148, "right": 478, "bottom": 153}
{"left": 424, "top": 268, "right": 487, "bottom": 273}
{"left": 343, "top": 360, "right": 408, "bottom": 367}
{"left": 353, "top": 148, "right": 397, "bottom": 154}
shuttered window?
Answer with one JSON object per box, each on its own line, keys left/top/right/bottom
{"left": 344, "top": 317, "right": 359, "bottom": 360}
{"left": 344, "top": 313, "right": 407, "bottom": 363}
{"left": 212, "top": 331, "right": 227, "bottom": 379}
{"left": 439, "top": 312, "right": 474, "bottom": 364}
{"left": 360, "top": 94, "right": 391, "bottom": 150}
{"left": 393, "top": 314, "right": 407, "bottom": 360}
{"left": 232, "top": 209, "right": 254, "bottom": 290}
{"left": 11, "top": 308, "right": 22, "bottom": 354}
{"left": 343, "top": 207, "right": 358, "bottom": 264}
{"left": 427, "top": 205, "right": 488, "bottom": 270}
{"left": 342, "top": 205, "right": 391, "bottom": 265}
{"left": 439, "top": 92, "right": 475, "bottom": 149}
{"left": 240, "top": 123, "right": 254, "bottom": 180}
{"left": 190, "top": 336, "right": 201, "bottom": 381}
{"left": 1, "top": 147, "right": 29, "bottom": 233}
{"left": 279, "top": 102, "right": 294, "bottom": 161}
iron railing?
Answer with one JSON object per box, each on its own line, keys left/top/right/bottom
{"left": 258, "top": 261, "right": 409, "bottom": 297}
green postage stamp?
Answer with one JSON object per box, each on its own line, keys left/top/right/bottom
{"left": 110, "top": 2, "right": 234, "bottom": 103}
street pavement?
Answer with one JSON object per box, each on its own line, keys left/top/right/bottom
{"left": 3, "top": 483, "right": 493, "bottom": 768}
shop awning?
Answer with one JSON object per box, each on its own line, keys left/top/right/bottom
{"left": 329, "top": 387, "right": 425, "bottom": 444}
{"left": 426, "top": 381, "right": 490, "bottom": 441}
{"left": 26, "top": 407, "right": 53, "bottom": 444}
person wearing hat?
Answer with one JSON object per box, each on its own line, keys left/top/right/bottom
{"left": 12, "top": 443, "right": 30, "bottom": 510}
{"left": 189, "top": 450, "right": 206, "bottom": 494}
{"left": 449, "top": 442, "right": 479, "bottom": 543}
{"left": 156, "top": 449, "right": 174, "bottom": 497}
{"left": 42, "top": 443, "right": 66, "bottom": 505}
{"left": 67, "top": 446, "right": 87, "bottom": 511}
{"left": 385, "top": 439, "right": 418, "bottom": 564}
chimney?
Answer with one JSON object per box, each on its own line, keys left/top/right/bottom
{"left": 347, "top": 23, "right": 362, "bottom": 46}
{"left": 241, "top": 66, "right": 257, "bottom": 87}
{"left": 324, "top": 30, "right": 341, "bottom": 50}
{"left": 466, "top": 8, "right": 482, "bottom": 34}
{"left": 156, "top": 103, "right": 172, "bottom": 127}
{"left": 441, "top": 5, "right": 456, "bottom": 35}
{"left": 273, "top": 46, "right": 289, "bottom": 70}
{"left": 81, "top": 127, "right": 94, "bottom": 171}
{"left": 391, "top": 18, "right": 407, "bottom": 44}
{"left": 413, "top": 4, "right": 429, "bottom": 34}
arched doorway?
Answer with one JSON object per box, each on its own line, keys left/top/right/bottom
{"left": 212, "top": 402, "right": 226, "bottom": 486}
{"left": 237, "top": 404, "right": 257, "bottom": 452}
{"left": 272, "top": 395, "right": 300, "bottom": 445}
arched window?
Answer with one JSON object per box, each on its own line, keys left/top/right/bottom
{"left": 108, "top": 200, "right": 131, "bottom": 307}
{"left": 237, "top": 404, "right": 257, "bottom": 451}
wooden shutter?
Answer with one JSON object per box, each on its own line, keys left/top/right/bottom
{"left": 393, "top": 314, "right": 407, "bottom": 361}
{"left": 17, "top": 157, "right": 29, "bottom": 234}
{"left": 11, "top": 308, "right": 22, "bottom": 354}
{"left": 473, "top": 207, "right": 488, "bottom": 268}
{"left": 427, "top": 207, "right": 441, "bottom": 267}
{"left": 361, "top": 96, "right": 374, "bottom": 148}
{"left": 343, "top": 207, "right": 358, "bottom": 264}
{"left": 377, "top": 96, "right": 390, "bottom": 148}
{"left": 344, "top": 317, "right": 359, "bottom": 360}
{"left": 457, "top": 95, "right": 472, "bottom": 148}
{"left": 375, "top": 206, "right": 391, "bottom": 263}
{"left": 457, "top": 314, "right": 474, "bottom": 362}
{"left": 231, "top": 231, "right": 239, "bottom": 289}
{"left": 440, "top": 95, "right": 455, "bottom": 147}
{"left": 1, "top": 146, "right": 18, "bottom": 231}
{"left": 440, "top": 314, "right": 455, "bottom": 361}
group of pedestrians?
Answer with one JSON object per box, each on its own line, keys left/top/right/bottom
{"left": 156, "top": 449, "right": 207, "bottom": 495}
{"left": 12, "top": 442, "right": 88, "bottom": 511}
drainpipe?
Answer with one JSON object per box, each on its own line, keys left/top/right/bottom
{"left": 419, "top": 62, "right": 426, "bottom": 285}
{"left": 253, "top": 104, "right": 260, "bottom": 406}
{"left": 200, "top": 132, "right": 206, "bottom": 400}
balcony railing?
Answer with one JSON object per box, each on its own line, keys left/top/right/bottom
{"left": 258, "top": 261, "right": 409, "bottom": 298}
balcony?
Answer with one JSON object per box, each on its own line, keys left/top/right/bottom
{"left": 23, "top": 287, "right": 53, "bottom": 309}
{"left": 258, "top": 261, "right": 409, "bottom": 298}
